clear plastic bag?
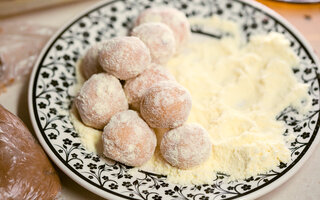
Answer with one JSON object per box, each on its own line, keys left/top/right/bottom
{"left": 0, "top": 22, "right": 55, "bottom": 92}
{"left": 0, "top": 105, "right": 61, "bottom": 200}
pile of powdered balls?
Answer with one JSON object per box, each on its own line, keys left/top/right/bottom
{"left": 75, "top": 7, "right": 212, "bottom": 169}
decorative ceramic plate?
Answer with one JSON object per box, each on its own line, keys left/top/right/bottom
{"left": 28, "top": 0, "right": 320, "bottom": 199}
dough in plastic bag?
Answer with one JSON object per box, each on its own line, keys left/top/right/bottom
{"left": 0, "top": 105, "right": 61, "bottom": 200}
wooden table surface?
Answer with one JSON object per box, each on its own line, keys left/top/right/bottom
{"left": 257, "top": 0, "right": 320, "bottom": 58}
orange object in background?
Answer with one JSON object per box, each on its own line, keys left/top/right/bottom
{"left": 256, "top": 0, "right": 320, "bottom": 57}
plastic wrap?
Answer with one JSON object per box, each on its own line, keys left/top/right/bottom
{"left": 0, "top": 105, "right": 61, "bottom": 200}
{"left": 0, "top": 22, "right": 55, "bottom": 92}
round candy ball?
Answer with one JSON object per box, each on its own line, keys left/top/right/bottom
{"left": 80, "top": 43, "right": 104, "bottom": 80}
{"left": 102, "top": 110, "right": 157, "bottom": 166}
{"left": 135, "top": 7, "right": 190, "bottom": 50}
{"left": 140, "top": 81, "right": 192, "bottom": 128}
{"left": 160, "top": 123, "right": 212, "bottom": 169}
{"left": 131, "top": 22, "right": 176, "bottom": 64}
{"left": 75, "top": 73, "right": 128, "bottom": 129}
{"left": 124, "top": 63, "right": 175, "bottom": 111}
{"left": 98, "top": 36, "right": 151, "bottom": 80}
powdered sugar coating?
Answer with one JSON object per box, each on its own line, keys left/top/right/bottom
{"left": 124, "top": 63, "right": 175, "bottom": 110}
{"left": 102, "top": 110, "right": 157, "bottom": 166}
{"left": 135, "top": 7, "right": 190, "bottom": 50}
{"left": 160, "top": 123, "right": 212, "bottom": 169}
{"left": 131, "top": 22, "right": 176, "bottom": 64}
{"left": 80, "top": 43, "right": 104, "bottom": 80}
{"left": 75, "top": 73, "right": 128, "bottom": 129}
{"left": 98, "top": 36, "right": 151, "bottom": 80}
{"left": 140, "top": 81, "right": 192, "bottom": 128}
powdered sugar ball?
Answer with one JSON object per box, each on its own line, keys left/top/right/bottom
{"left": 131, "top": 22, "right": 176, "bottom": 64}
{"left": 80, "top": 43, "right": 104, "bottom": 80}
{"left": 102, "top": 110, "right": 157, "bottom": 166}
{"left": 75, "top": 73, "right": 128, "bottom": 129}
{"left": 98, "top": 36, "right": 151, "bottom": 80}
{"left": 140, "top": 81, "right": 192, "bottom": 128}
{"left": 135, "top": 7, "right": 190, "bottom": 50}
{"left": 124, "top": 63, "right": 175, "bottom": 110}
{"left": 160, "top": 123, "right": 212, "bottom": 169}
